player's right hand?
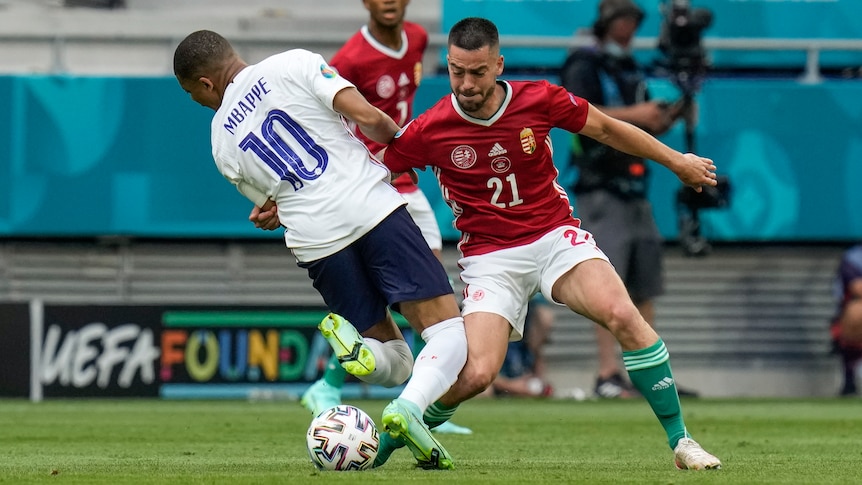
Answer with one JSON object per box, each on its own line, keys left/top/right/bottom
{"left": 675, "top": 153, "right": 717, "bottom": 193}
{"left": 249, "top": 201, "right": 281, "bottom": 231}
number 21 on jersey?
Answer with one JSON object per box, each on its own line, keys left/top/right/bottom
{"left": 487, "top": 174, "right": 524, "bottom": 208}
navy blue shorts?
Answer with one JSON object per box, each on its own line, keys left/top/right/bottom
{"left": 298, "top": 206, "right": 453, "bottom": 333}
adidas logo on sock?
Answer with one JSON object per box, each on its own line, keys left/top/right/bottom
{"left": 488, "top": 143, "right": 507, "bottom": 157}
{"left": 651, "top": 377, "right": 674, "bottom": 391}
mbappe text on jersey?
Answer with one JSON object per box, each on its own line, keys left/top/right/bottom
{"left": 223, "top": 77, "right": 271, "bottom": 135}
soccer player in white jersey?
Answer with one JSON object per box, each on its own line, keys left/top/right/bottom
{"left": 173, "top": 29, "right": 465, "bottom": 470}
{"left": 298, "top": 0, "right": 471, "bottom": 436}
{"left": 379, "top": 17, "right": 722, "bottom": 471}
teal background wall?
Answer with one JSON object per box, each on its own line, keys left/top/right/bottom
{"left": 1, "top": 74, "right": 860, "bottom": 242}
{"left": 0, "top": 76, "right": 255, "bottom": 237}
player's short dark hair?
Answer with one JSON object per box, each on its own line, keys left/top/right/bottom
{"left": 173, "top": 30, "right": 235, "bottom": 81}
{"left": 448, "top": 17, "right": 499, "bottom": 51}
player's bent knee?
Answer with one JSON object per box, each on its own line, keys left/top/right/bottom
{"left": 603, "top": 302, "right": 656, "bottom": 348}
{"left": 385, "top": 338, "right": 414, "bottom": 386}
{"left": 399, "top": 296, "right": 461, "bottom": 330}
{"left": 603, "top": 301, "right": 644, "bottom": 332}
{"left": 457, "top": 364, "right": 497, "bottom": 398}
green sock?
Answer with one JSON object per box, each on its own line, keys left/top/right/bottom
{"left": 423, "top": 400, "right": 459, "bottom": 429}
{"left": 322, "top": 353, "right": 347, "bottom": 389}
{"left": 412, "top": 329, "right": 426, "bottom": 356}
{"left": 623, "top": 339, "right": 688, "bottom": 449}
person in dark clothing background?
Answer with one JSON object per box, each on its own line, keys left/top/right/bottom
{"left": 831, "top": 244, "right": 862, "bottom": 396}
{"left": 559, "top": 0, "right": 697, "bottom": 399}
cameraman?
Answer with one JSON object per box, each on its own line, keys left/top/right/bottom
{"left": 560, "top": 0, "right": 695, "bottom": 399}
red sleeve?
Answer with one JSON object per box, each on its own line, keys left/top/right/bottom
{"left": 384, "top": 119, "right": 425, "bottom": 173}
{"left": 329, "top": 50, "right": 354, "bottom": 81}
{"left": 546, "top": 81, "right": 589, "bottom": 133}
{"left": 406, "top": 21, "right": 429, "bottom": 55}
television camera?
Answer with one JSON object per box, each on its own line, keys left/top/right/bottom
{"left": 657, "top": 0, "right": 713, "bottom": 97}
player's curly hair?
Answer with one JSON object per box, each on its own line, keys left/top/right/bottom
{"left": 448, "top": 17, "right": 499, "bottom": 51}
{"left": 173, "top": 30, "right": 235, "bottom": 81}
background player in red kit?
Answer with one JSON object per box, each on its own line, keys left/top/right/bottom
{"left": 378, "top": 17, "right": 722, "bottom": 471}
{"left": 330, "top": 0, "right": 430, "bottom": 217}
{"left": 298, "top": 0, "right": 472, "bottom": 436}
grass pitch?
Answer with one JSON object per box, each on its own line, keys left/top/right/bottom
{"left": 1, "top": 397, "right": 860, "bottom": 484}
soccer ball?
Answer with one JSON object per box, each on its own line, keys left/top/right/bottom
{"left": 306, "top": 404, "right": 379, "bottom": 471}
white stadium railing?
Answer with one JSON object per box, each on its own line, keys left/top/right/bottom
{"left": 1, "top": 31, "right": 862, "bottom": 82}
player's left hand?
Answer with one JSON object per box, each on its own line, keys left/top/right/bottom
{"left": 249, "top": 200, "right": 281, "bottom": 231}
{"left": 388, "top": 169, "right": 419, "bottom": 185}
{"left": 407, "top": 169, "right": 419, "bottom": 184}
{"left": 675, "top": 153, "right": 717, "bottom": 193}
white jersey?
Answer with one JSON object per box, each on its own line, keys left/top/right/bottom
{"left": 211, "top": 49, "right": 406, "bottom": 262}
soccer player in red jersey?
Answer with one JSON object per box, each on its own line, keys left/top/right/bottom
{"left": 380, "top": 17, "right": 722, "bottom": 471}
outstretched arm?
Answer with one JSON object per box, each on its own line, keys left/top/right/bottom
{"left": 578, "top": 103, "right": 717, "bottom": 192}
{"left": 332, "top": 86, "right": 400, "bottom": 145}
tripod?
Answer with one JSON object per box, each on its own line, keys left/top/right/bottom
{"left": 675, "top": 91, "right": 730, "bottom": 257}
{"left": 675, "top": 90, "right": 711, "bottom": 256}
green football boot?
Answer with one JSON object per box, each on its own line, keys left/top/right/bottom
{"left": 381, "top": 399, "right": 454, "bottom": 470}
{"left": 318, "top": 313, "right": 375, "bottom": 377}
{"left": 372, "top": 429, "right": 405, "bottom": 468}
{"left": 432, "top": 421, "right": 473, "bottom": 435}
{"left": 300, "top": 380, "right": 341, "bottom": 416}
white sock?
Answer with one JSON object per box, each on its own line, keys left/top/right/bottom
{"left": 359, "top": 338, "right": 413, "bottom": 387}
{"left": 398, "top": 317, "right": 467, "bottom": 413}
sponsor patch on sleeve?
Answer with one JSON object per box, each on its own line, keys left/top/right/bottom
{"left": 320, "top": 64, "right": 337, "bottom": 78}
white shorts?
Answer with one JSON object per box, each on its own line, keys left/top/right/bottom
{"left": 459, "top": 225, "right": 609, "bottom": 340}
{"left": 402, "top": 189, "right": 442, "bottom": 251}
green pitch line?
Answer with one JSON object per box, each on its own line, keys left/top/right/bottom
{"left": 162, "top": 310, "right": 329, "bottom": 327}
{"left": 162, "top": 310, "right": 410, "bottom": 328}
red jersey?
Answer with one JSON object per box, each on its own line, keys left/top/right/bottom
{"left": 330, "top": 22, "right": 427, "bottom": 194}
{"left": 386, "top": 80, "right": 590, "bottom": 257}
